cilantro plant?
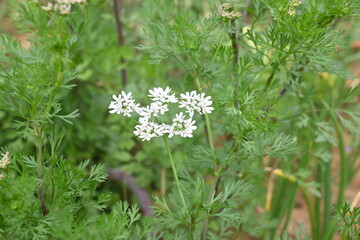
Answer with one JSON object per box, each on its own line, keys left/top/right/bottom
{"left": 1, "top": 0, "right": 360, "bottom": 239}
{"left": 0, "top": 1, "right": 151, "bottom": 239}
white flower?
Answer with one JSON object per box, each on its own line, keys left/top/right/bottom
{"left": 55, "top": 0, "right": 86, "bottom": 4}
{"left": 179, "top": 90, "right": 214, "bottom": 117}
{"left": 179, "top": 91, "right": 198, "bottom": 117}
{"left": 291, "top": 0, "right": 303, "bottom": 7}
{"left": 220, "top": 3, "right": 242, "bottom": 19}
{"left": 59, "top": 4, "right": 71, "bottom": 14}
{"left": 41, "top": 2, "right": 53, "bottom": 11}
{"left": 148, "top": 86, "right": 178, "bottom": 103}
{"left": 288, "top": 7, "right": 296, "bottom": 16}
{"left": 197, "top": 93, "right": 214, "bottom": 114}
{"left": 109, "top": 88, "right": 213, "bottom": 141}
{"left": 136, "top": 105, "right": 151, "bottom": 119}
{"left": 150, "top": 102, "right": 169, "bottom": 117}
{"left": 41, "top": 0, "right": 85, "bottom": 14}
{"left": 109, "top": 91, "right": 139, "bottom": 117}
{"left": 136, "top": 101, "right": 169, "bottom": 118}
{"left": 56, "top": 0, "right": 71, "bottom": 4}
{"left": 220, "top": 3, "right": 232, "bottom": 10}
{"left": 173, "top": 112, "right": 186, "bottom": 123}
{"left": 0, "top": 152, "right": 10, "bottom": 169}
{"left": 0, "top": 173, "right": 4, "bottom": 180}
{"left": 133, "top": 121, "right": 154, "bottom": 141}
{"left": 133, "top": 118, "right": 167, "bottom": 141}
{"left": 221, "top": 10, "right": 242, "bottom": 19}
{"left": 69, "top": 0, "right": 86, "bottom": 3}
{"left": 287, "top": 0, "right": 302, "bottom": 16}
{"left": 181, "top": 118, "right": 197, "bottom": 137}
{"left": 167, "top": 112, "right": 185, "bottom": 138}
{"left": 167, "top": 112, "right": 197, "bottom": 138}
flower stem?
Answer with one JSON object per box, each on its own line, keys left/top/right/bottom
{"left": 194, "top": 75, "right": 215, "bottom": 153}
{"left": 205, "top": 114, "right": 215, "bottom": 153}
{"left": 161, "top": 167, "right": 166, "bottom": 195}
{"left": 163, "top": 136, "right": 186, "bottom": 207}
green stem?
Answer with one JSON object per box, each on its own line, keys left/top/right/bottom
{"left": 310, "top": 100, "right": 327, "bottom": 238}
{"left": 323, "top": 146, "right": 332, "bottom": 235}
{"left": 163, "top": 136, "right": 186, "bottom": 208}
{"left": 194, "top": 75, "right": 215, "bottom": 153}
{"left": 329, "top": 112, "right": 347, "bottom": 207}
{"left": 211, "top": 34, "right": 225, "bottom": 62}
{"left": 341, "top": 229, "right": 348, "bottom": 240}
{"left": 314, "top": 162, "right": 322, "bottom": 239}
{"left": 228, "top": 141, "right": 238, "bottom": 156}
{"left": 323, "top": 221, "right": 337, "bottom": 240}
{"left": 46, "top": 61, "right": 63, "bottom": 113}
{"left": 300, "top": 186, "right": 316, "bottom": 240}
{"left": 267, "top": 179, "right": 288, "bottom": 238}
{"left": 34, "top": 124, "right": 48, "bottom": 215}
{"left": 201, "top": 174, "right": 219, "bottom": 240}
{"left": 205, "top": 114, "right": 215, "bottom": 153}
{"left": 270, "top": 179, "right": 286, "bottom": 216}
{"left": 281, "top": 183, "right": 298, "bottom": 234}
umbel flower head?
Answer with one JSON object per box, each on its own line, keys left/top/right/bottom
{"left": 108, "top": 87, "right": 214, "bottom": 141}
{"left": 220, "top": 3, "right": 242, "bottom": 20}
{"left": 41, "top": 0, "right": 86, "bottom": 15}
{"left": 0, "top": 152, "right": 11, "bottom": 180}
{"left": 109, "top": 91, "right": 139, "bottom": 117}
{"left": 0, "top": 152, "right": 10, "bottom": 169}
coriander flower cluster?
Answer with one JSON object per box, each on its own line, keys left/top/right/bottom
{"left": 0, "top": 152, "right": 10, "bottom": 180}
{"left": 108, "top": 87, "right": 214, "bottom": 141}
{"left": 220, "top": 3, "right": 242, "bottom": 20}
{"left": 288, "top": 0, "right": 303, "bottom": 16}
{"left": 42, "top": 0, "right": 86, "bottom": 15}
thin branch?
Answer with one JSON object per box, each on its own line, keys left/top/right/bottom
{"left": 242, "top": 0, "right": 251, "bottom": 25}
{"left": 230, "top": 19, "right": 239, "bottom": 66}
{"left": 33, "top": 124, "right": 48, "bottom": 215}
{"left": 113, "top": 0, "right": 128, "bottom": 87}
